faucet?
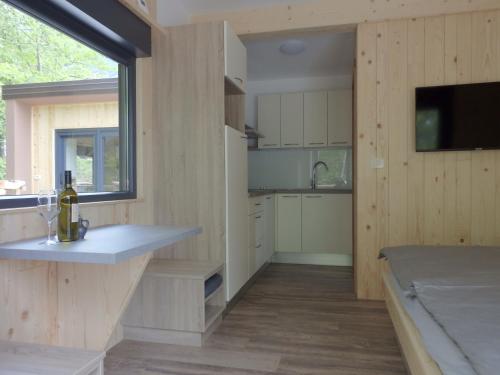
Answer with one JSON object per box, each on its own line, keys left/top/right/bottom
{"left": 311, "top": 161, "right": 329, "bottom": 190}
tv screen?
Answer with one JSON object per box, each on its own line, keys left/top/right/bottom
{"left": 415, "top": 81, "right": 500, "bottom": 152}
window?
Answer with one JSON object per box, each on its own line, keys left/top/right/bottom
{"left": 314, "top": 148, "right": 352, "bottom": 189}
{"left": 55, "top": 128, "right": 120, "bottom": 193}
{"left": 0, "top": 0, "right": 151, "bottom": 208}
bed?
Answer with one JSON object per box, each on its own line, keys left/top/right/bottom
{"left": 381, "top": 246, "right": 500, "bottom": 375}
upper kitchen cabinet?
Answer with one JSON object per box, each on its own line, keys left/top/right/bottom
{"left": 304, "top": 91, "right": 327, "bottom": 147}
{"left": 224, "top": 22, "right": 247, "bottom": 93}
{"left": 258, "top": 94, "right": 281, "bottom": 149}
{"left": 328, "top": 90, "right": 352, "bottom": 146}
{"left": 281, "top": 92, "right": 304, "bottom": 148}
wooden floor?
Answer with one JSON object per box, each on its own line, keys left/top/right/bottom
{"left": 105, "top": 264, "right": 407, "bottom": 374}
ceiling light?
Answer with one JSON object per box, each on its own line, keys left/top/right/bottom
{"left": 279, "top": 40, "right": 306, "bottom": 55}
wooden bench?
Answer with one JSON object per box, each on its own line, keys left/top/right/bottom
{"left": 0, "top": 341, "right": 105, "bottom": 375}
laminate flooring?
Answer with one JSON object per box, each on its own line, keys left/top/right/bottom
{"left": 105, "top": 264, "right": 407, "bottom": 374}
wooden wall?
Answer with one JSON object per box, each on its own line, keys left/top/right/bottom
{"left": 32, "top": 101, "right": 118, "bottom": 192}
{"left": 151, "top": 22, "right": 226, "bottom": 263}
{"left": 356, "top": 9, "right": 500, "bottom": 299}
{"left": 192, "top": 0, "right": 500, "bottom": 36}
{"left": 0, "top": 0, "right": 160, "bottom": 350}
{"left": 0, "top": 57, "right": 154, "bottom": 351}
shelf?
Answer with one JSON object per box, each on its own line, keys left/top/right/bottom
{"left": 205, "top": 304, "right": 224, "bottom": 329}
{"left": 205, "top": 283, "right": 223, "bottom": 303}
{"left": 0, "top": 225, "right": 202, "bottom": 264}
{"left": 146, "top": 259, "right": 223, "bottom": 280}
{"left": 0, "top": 340, "right": 104, "bottom": 374}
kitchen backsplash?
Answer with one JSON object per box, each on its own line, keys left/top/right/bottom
{"left": 248, "top": 148, "right": 352, "bottom": 190}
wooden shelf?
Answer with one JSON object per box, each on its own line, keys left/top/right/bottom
{"left": 145, "top": 259, "right": 223, "bottom": 280}
{"left": 205, "top": 304, "right": 224, "bottom": 330}
{"left": 123, "top": 259, "right": 225, "bottom": 346}
{"left": 205, "top": 283, "right": 223, "bottom": 303}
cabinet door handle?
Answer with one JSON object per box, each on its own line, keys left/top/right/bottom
{"left": 308, "top": 142, "right": 325, "bottom": 145}
{"left": 305, "top": 195, "right": 322, "bottom": 198}
{"left": 330, "top": 141, "right": 348, "bottom": 144}
{"left": 255, "top": 215, "right": 262, "bottom": 219}
{"left": 256, "top": 244, "right": 262, "bottom": 249}
{"left": 283, "top": 143, "right": 299, "bottom": 146}
{"left": 282, "top": 195, "right": 298, "bottom": 198}
{"left": 265, "top": 197, "right": 272, "bottom": 200}
{"left": 255, "top": 203, "right": 262, "bottom": 206}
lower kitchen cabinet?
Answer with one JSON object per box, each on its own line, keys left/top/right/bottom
{"left": 263, "top": 195, "right": 275, "bottom": 260}
{"left": 248, "top": 195, "right": 273, "bottom": 278}
{"left": 276, "top": 194, "right": 302, "bottom": 253}
{"left": 301, "top": 194, "right": 352, "bottom": 254}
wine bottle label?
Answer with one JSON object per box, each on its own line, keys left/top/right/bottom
{"left": 71, "top": 203, "right": 79, "bottom": 223}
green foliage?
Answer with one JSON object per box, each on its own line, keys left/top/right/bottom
{"left": 0, "top": 1, "right": 118, "bottom": 179}
{"left": 316, "top": 149, "right": 352, "bottom": 188}
{"left": 0, "top": 153, "right": 5, "bottom": 179}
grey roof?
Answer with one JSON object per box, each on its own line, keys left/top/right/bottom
{"left": 1, "top": 78, "right": 118, "bottom": 100}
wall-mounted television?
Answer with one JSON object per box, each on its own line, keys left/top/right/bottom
{"left": 415, "top": 81, "right": 500, "bottom": 152}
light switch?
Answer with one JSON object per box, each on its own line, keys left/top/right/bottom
{"left": 371, "top": 158, "right": 385, "bottom": 169}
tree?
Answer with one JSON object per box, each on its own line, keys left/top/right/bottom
{"left": 0, "top": 1, "right": 118, "bottom": 179}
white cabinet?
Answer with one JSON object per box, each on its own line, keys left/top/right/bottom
{"left": 301, "top": 194, "right": 352, "bottom": 254}
{"left": 248, "top": 213, "right": 256, "bottom": 277}
{"left": 258, "top": 95, "right": 281, "bottom": 149}
{"left": 225, "top": 126, "right": 249, "bottom": 301}
{"left": 328, "top": 90, "right": 352, "bottom": 146}
{"left": 254, "top": 212, "right": 266, "bottom": 272}
{"left": 276, "top": 194, "right": 302, "bottom": 253}
{"left": 304, "top": 91, "right": 328, "bottom": 147}
{"left": 224, "top": 22, "right": 247, "bottom": 93}
{"left": 257, "top": 89, "right": 352, "bottom": 149}
{"left": 281, "top": 92, "right": 304, "bottom": 148}
{"left": 263, "top": 195, "right": 275, "bottom": 261}
{"left": 249, "top": 196, "right": 270, "bottom": 277}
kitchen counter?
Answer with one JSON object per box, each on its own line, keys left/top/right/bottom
{"left": 248, "top": 188, "right": 352, "bottom": 197}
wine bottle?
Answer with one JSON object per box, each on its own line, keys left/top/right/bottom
{"left": 57, "top": 170, "right": 79, "bottom": 242}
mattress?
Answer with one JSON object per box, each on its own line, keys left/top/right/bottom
{"left": 386, "top": 270, "right": 476, "bottom": 375}
{"left": 381, "top": 246, "right": 500, "bottom": 375}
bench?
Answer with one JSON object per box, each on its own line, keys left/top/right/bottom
{"left": 0, "top": 340, "right": 105, "bottom": 375}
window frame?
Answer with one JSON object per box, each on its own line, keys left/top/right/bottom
{"left": 55, "top": 127, "right": 121, "bottom": 194}
{"left": 0, "top": 0, "right": 148, "bottom": 209}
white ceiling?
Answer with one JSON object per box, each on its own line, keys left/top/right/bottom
{"left": 245, "top": 30, "right": 355, "bottom": 81}
{"left": 177, "top": 0, "right": 313, "bottom": 15}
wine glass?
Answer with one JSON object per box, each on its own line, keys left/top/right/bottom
{"left": 37, "top": 190, "right": 59, "bottom": 245}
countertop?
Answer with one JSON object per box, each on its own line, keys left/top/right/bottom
{"left": 0, "top": 224, "right": 202, "bottom": 264}
{"left": 248, "top": 188, "right": 352, "bottom": 197}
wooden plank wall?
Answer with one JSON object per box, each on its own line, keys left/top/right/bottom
{"left": 0, "top": 58, "right": 153, "bottom": 350}
{"left": 151, "top": 22, "right": 226, "bottom": 263}
{"left": 356, "top": 9, "right": 500, "bottom": 299}
{"left": 0, "top": 0, "right": 160, "bottom": 350}
{"left": 192, "top": 0, "right": 500, "bottom": 36}
{"left": 32, "top": 101, "right": 118, "bottom": 192}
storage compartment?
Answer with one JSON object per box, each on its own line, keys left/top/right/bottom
{"left": 224, "top": 21, "right": 247, "bottom": 93}
{"left": 257, "top": 94, "right": 281, "bottom": 149}
{"left": 122, "top": 259, "right": 225, "bottom": 346}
